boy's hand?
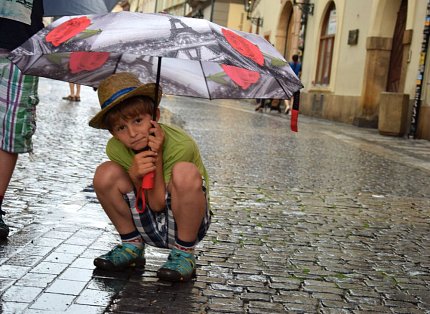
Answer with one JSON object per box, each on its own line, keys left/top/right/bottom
{"left": 148, "top": 120, "right": 164, "bottom": 153}
{"left": 128, "top": 121, "right": 163, "bottom": 187}
{"left": 129, "top": 150, "right": 158, "bottom": 186}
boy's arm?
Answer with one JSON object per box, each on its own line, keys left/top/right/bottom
{"left": 106, "top": 137, "right": 165, "bottom": 208}
{"left": 146, "top": 120, "right": 166, "bottom": 211}
{"left": 146, "top": 146, "right": 166, "bottom": 211}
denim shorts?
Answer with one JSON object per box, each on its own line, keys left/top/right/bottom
{"left": 123, "top": 181, "right": 211, "bottom": 249}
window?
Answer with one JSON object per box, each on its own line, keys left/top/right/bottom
{"left": 315, "top": 2, "right": 336, "bottom": 85}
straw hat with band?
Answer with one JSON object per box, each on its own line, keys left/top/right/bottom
{"left": 89, "top": 72, "right": 162, "bottom": 129}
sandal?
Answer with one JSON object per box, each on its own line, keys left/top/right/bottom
{"left": 157, "top": 248, "right": 196, "bottom": 282}
{"left": 74, "top": 96, "right": 81, "bottom": 102}
{"left": 93, "top": 243, "right": 146, "bottom": 271}
{"left": 62, "top": 95, "right": 74, "bottom": 101}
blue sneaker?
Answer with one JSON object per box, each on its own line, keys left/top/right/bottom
{"left": 0, "top": 210, "right": 9, "bottom": 239}
{"left": 157, "top": 248, "right": 196, "bottom": 282}
{"left": 93, "top": 243, "right": 145, "bottom": 271}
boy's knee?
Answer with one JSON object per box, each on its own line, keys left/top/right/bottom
{"left": 171, "top": 162, "right": 202, "bottom": 191}
{"left": 93, "top": 161, "right": 125, "bottom": 190}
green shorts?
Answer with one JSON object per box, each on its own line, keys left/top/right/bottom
{"left": 0, "top": 53, "right": 39, "bottom": 153}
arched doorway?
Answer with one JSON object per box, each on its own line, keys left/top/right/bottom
{"left": 276, "top": 2, "right": 296, "bottom": 60}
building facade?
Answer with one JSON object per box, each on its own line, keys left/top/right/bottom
{"left": 250, "top": 0, "right": 430, "bottom": 140}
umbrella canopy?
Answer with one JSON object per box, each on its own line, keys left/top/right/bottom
{"left": 9, "top": 12, "right": 302, "bottom": 101}
{"left": 43, "top": 0, "right": 119, "bottom": 17}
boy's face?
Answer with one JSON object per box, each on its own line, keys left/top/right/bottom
{"left": 110, "top": 112, "right": 153, "bottom": 152}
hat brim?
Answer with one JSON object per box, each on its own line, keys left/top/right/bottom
{"left": 89, "top": 83, "right": 162, "bottom": 129}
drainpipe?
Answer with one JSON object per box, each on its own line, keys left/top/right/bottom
{"left": 210, "top": 0, "right": 215, "bottom": 21}
{"left": 409, "top": 0, "right": 430, "bottom": 138}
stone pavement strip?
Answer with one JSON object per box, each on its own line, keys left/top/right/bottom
{"left": 1, "top": 79, "right": 430, "bottom": 313}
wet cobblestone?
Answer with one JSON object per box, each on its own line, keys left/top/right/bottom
{"left": 0, "top": 79, "right": 430, "bottom": 313}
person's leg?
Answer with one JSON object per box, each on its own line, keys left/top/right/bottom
{"left": 0, "top": 151, "right": 17, "bottom": 239}
{"left": 255, "top": 98, "right": 263, "bottom": 111}
{"left": 0, "top": 151, "right": 18, "bottom": 198}
{"left": 74, "top": 84, "right": 81, "bottom": 101}
{"left": 92, "top": 161, "right": 145, "bottom": 270}
{"left": 157, "top": 162, "right": 207, "bottom": 281}
{"left": 285, "top": 98, "right": 292, "bottom": 114}
{"left": 0, "top": 56, "right": 39, "bottom": 239}
{"left": 170, "top": 162, "right": 206, "bottom": 242}
{"left": 93, "top": 161, "right": 136, "bottom": 233}
{"left": 63, "top": 83, "right": 74, "bottom": 100}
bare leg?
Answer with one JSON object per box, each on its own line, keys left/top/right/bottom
{"left": 75, "top": 84, "right": 81, "bottom": 98}
{"left": 285, "top": 99, "right": 291, "bottom": 114}
{"left": 69, "top": 83, "right": 75, "bottom": 97}
{"left": 0, "top": 150, "right": 17, "bottom": 237}
{"left": 157, "top": 162, "right": 205, "bottom": 281}
{"left": 93, "top": 161, "right": 146, "bottom": 271}
{"left": 0, "top": 150, "right": 18, "bottom": 198}
{"left": 93, "top": 161, "right": 135, "bottom": 234}
{"left": 168, "top": 162, "right": 206, "bottom": 242}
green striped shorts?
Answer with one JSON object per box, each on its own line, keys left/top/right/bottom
{"left": 0, "top": 53, "right": 39, "bottom": 153}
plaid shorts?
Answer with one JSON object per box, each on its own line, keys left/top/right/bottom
{"left": 123, "top": 181, "right": 211, "bottom": 249}
{"left": 0, "top": 53, "right": 39, "bottom": 153}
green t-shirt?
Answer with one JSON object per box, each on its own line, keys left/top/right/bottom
{"left": 106, "top": 123, "right": 209, "bottom": 194}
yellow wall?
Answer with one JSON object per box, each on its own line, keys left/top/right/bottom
{"left": 227, "top": 3, "right": 249, "bottom": 31}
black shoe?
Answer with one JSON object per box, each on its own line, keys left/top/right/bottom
{"left": 0, "top": 210, "right": 10, "bottom": 239}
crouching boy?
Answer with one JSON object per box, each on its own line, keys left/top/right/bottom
{"left": 88, "top": 72, "right": 211, "bottom": 282}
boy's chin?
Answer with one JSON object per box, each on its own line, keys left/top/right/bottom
{"left": 130, "top": 144, "right": 147, "bottom": 152}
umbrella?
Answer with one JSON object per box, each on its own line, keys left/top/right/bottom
{"left": 43, "top": 0, "right": 119, "bottom": 17}
{"left": 9, "top": 12, "right": 302, "bottom": 103}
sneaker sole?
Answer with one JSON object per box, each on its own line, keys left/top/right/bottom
{"left": 156, "top": 268, "right": 196, "bottom": 282}
{"left": 93, "top": 258, "right": 146, "bottom": 271}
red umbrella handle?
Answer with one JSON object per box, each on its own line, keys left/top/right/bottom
{"left": 135, "top": 171, "right": 154, "bottom": 213}
{"left": 142, "top": 171, "right": 154, "bottom": 189}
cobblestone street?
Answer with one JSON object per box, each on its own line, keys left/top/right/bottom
{"left": 1, "top": 78, "right": 430, "bottom": 313}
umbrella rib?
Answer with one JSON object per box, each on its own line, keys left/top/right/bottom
{"left": 199, "top": 61, "right": 211, "bottom": 100}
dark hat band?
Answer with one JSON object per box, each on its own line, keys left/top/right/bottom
{"left": 101, "top": 86, "right": 136, "bottom": 109}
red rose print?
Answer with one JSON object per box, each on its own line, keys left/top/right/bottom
{"left": 222, "top": 28, "right": 264, "bottom": 66}
{"left": 221, "top": 64, "right": 260, "bottom": 90}
{"left": 46, "top": 16, "right": 91, "bottom": 47}
{"left": 68, "top": 52, "right": 110, "bottom": 74}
